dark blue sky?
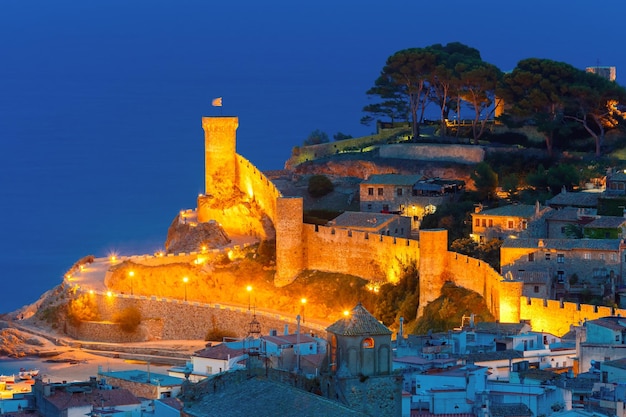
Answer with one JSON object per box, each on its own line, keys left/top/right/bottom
{"left": 0, "top": 0, "right": 625, "bottom": 312}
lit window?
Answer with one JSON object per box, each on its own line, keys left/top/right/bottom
{"left": 362, "top": 337, "right": 375, "bottom": 349}
{"left": 584, "top": 253, "right": 591, "bottom": 260}
{"left": 507, "top": 220, "right": 514, "bottom": 229}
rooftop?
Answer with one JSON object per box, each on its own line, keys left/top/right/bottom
{"left": 184, "top": 374, "right": 361, "bottom": 417}
{"left": 43, "top": 387, "right": 139, "bottom": 411}
{"left": 546, "top": 190, "right": 601, "bottom": 208}
{"left": 474, "top": 204, "right": 542, "bottom": 218}
{"left": 502, "top": 237, "right": 621, "bottom": 251}
{"left": 329, "top": 211, "right": 399, "bottom": 231}
{"left": 193, "top": 343, "right": 246, "bottom": 360}
{"left": 584, "top": 216, "right": 626, "bottom": 229}
{"left": 362, "top": 173, "right": 423, "bottom": 186}
{"left": 326, "top": 303, "right": 391, "bottom": 336}
{"left": 99, "top": 369, "right": 184, "bottom": 387}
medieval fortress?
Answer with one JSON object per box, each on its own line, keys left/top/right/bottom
{"left": 195, "top": 116, "right": 626, "bottom": 337}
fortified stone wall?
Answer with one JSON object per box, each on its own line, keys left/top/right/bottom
{"left": 235, "top": 155, "right": 282, "bottom": 225}
{"left": 519, "top": 297, "right": 625, "bottom": 336}
{"left": 445, "top": 251, "right": 524, "bottom": 323}
{"left": 379, "top": 143, "right": 485, "bottom": 164}
{"left": 303, "top": 224, "right": 420, "bottom": 284}
{"left": 285, "top": 128, "right": 405, "bottom": 169}
{"left": 67, "top": 290, "right": 325, "bottom": 343}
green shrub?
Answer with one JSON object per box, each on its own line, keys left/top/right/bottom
{"left": 308, "top": 175, "right": 334, "bottom": 198}
{"left": 114, "top": 306, "right": 141, "bottom": 333}
{"left": 67, "top": 295, "right": 100, "bottom": 327}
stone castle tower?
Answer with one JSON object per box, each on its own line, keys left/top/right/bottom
{"left": 197, "top": 116, "right": 277, "bottom": 239}
{"left": 417, "top": 229, "right": 448, "bottom": 316}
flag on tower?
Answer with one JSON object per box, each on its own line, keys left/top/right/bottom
{"left": 212, "top": 97, "right": 223, "bottom": 107}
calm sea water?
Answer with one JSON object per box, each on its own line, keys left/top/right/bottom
{"left": 1, "top": 1, "right": 624, "bottom": 313}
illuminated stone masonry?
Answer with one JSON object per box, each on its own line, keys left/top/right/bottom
{"left": 198, "top": 116, "right": 625, "bottom": 336}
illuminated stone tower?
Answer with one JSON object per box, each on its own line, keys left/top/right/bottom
{"left": 418, "top": 229, "right": 448, "bottom": 316}
{"left": 201, "top": 116, "right": 238, "bottom": 197}
{"left": 274, "top": 197, "right": 304, "bottom": 287}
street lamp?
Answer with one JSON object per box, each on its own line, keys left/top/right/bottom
{"left": 300, "top": 298, "right": 307, "bottom": 323}
{"left": 183, "top": 276, "right": 189, "bottom": 301}
{"left": 246, "top": 285, "right": 253, "bottom": 311}
{"left": 128, "top": 271, "right": 134, "bottom": 296}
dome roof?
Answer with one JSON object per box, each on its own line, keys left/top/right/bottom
{"left": 326, "top": 303, "right": 391, "bottom": 336}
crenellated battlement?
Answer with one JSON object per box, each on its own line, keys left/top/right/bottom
{"left": 198, "top": 116, "right": 612, "bottom": 336}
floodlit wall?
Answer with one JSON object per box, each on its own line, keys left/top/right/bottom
{"left": 519, "top": 298, "right": 624, "bottom": 336}
{"left": 235, "top": 155, "right": 281, "bottom": 224}
{"left": 303, "top": 224, "right": 420, "bottom": 284}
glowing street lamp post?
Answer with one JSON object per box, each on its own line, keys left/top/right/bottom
{"left": 246, "top": 285, "right": 253, "bottom": 311}
{"left": 300, "top": 298, "right": 307, "bottom": 323}
{"left": 129, "top": 271, "right": 135, "bottom": 296}
{"left": 183, "top": 276, "right": 189, "bottom": 301}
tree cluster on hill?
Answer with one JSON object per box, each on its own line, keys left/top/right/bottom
{"left": 364, "top": 42, "right": 626, "bottom": 156}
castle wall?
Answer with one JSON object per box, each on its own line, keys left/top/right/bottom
{"left": 67, "top": 289, "right": 325, "bottom": 343}
{"left": 379, "top": 143, "right": 485, "bottom": 164}
{"left": 275, "top": 197, "right": 305, "bottom": 286}
{"left": 303, "top": 224, "right": 420, "bottom": 284}
{"left": 519, "top": 298, "right": 624, "bottom": 336}
{"left": 235, "top": 155, "right": 281, "bottom": 225}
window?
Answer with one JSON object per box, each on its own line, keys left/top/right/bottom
{"left": 557, "top": 254, "right": 564, "bottom": 263}
{"left": 557, "top": 270, "right": 565, "bottom": 282}
{"left": 482, "top": 219, "right": 486, "bottom": 227}
{"left": 534, "top": 285, "right": 539, "bottom": 293}
{"left": 475, "top": 218, "right": 480, "bottom": 227}
{"left": 507, "top": 220, "right": 514, "bottom": 229}
{"left": 528, "top": 253, "right": 534, "bottom": 262}
{"left": 488, "top": 219, "right": 493, "bottom": 227}
{"left": 600, "top": 253, "right": 605, "bottom": 261}
{"left": 367, "top": 204, "right": 372, "bottom": 210}
{"left": 377, "top": 188, "right": 383, "bottom": 196}
{"left": 368, "top": 187, "right": 374, "bottom": 196}
{"left": 397, "top": 188, "right": 403, "bottom": 196}
{"left": 522, "top": 220, "right": 528, "bottom": 229}
{"left": 545, "top": 253, "right": 551, "bottom": 261}
{"left": 362, "top": 337, "right": 375, "bottom": 348}
{"left": 611, "top": 253, "right": 617, "bottom": 262}
{"left": 583, "top": 253, "right": 591, "bottom": 260}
